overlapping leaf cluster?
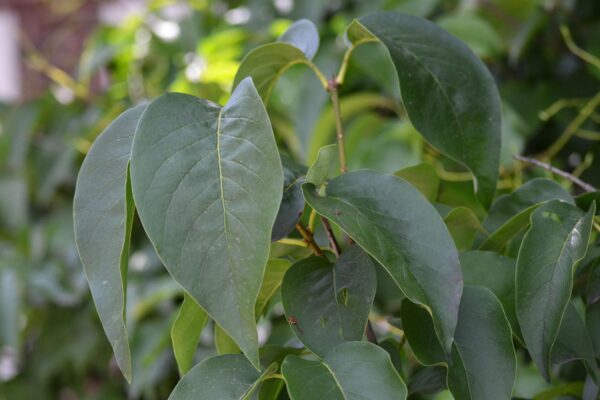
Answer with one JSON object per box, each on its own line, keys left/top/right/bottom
{"left": 74, "top": 12, "right": 600, "bottom": 400}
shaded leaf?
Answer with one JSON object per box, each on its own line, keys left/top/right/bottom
{"left": 395, "top": 162, "right": 439, "bottom": 202}
{"left": 130, "top": 78, "right": 282, "bottom": 368}
{"left": 282, "top": 342, "right": 407, "bottom": 400}
{"left": 357, "top": 12, "right": 502, "bottom": 208}
{"left": 402, "top": 286, "right": 516, "bottom": 400}
{"left": 255, "top": 259, "right": 293, "bottom": 317}
{"left": 281, "top": 245, "right": 377, "bottom": 356}
{"left": 443, "top": 207, "right": 483, "bottom": 250}
{"left": 459, "top": 250, "right": 520, "bottom": 339}
{"left": 552, "top": 303, "right": 600, "bottom": 382}
{"left": 303, "top": 170, "right": 462, "bottom": 352}
{"left": 171, "top": 293, "right": 208, "bottom": 375}
{"left": 272, "top": 157, "right": 306, "bottom": 241}
{"left": 73, "top": 104, "right": 147, "bottom": 381}
{"left": 516, "top": 200, "right": 595, "bottom": 381}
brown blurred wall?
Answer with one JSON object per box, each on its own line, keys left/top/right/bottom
{"left": 0, "top": 0, "right": 98, "bottom": 100}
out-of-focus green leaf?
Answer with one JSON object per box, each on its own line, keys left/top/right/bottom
{"left": 215, "top": 323, "right": 241, "bottom": 355}
{"left": 171, "top": 293, "right": 208, "bottom": 375}
{"left": 437, "top": 12, "right": 504, "bottom": 58}
{"left": 279, "top": 19, "right": 320, "bottom": 60}
{"left": 305, "top": 144, "right": 339, "bottom": 186}
{"left": 443, "top": 206, "right": 483, "bottom": 250}
{"left": 255, "top": 259, "right": 292, "bottom": 318}
{"left": 395, "top": 163, "right": 439, "bottom": 202}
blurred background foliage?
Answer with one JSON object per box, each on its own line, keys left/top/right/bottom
{"left": 1, "top": 0, "right": 600, "bottom": 398}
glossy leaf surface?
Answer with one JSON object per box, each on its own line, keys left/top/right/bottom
{"left": 358, "top": 12, "right": 502, "bottom": 208}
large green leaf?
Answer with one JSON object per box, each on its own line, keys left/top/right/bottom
{"left": 443, "top": 207, "right": 483, "bottom": 251}
{"left": 169, "top": 354, "right": 276, "bottom": 400}
{"left": 282, "top": 342, "right": 407, "bottom": 400}
{"left": 459, "top": 251, "right": 520, "bottom": 339}
{"left": 281, "top": 245, "right": 377, "bottom": 356}
{"left": 303, "top": 170, "right": 462, "bottom": 352}
{"left": 516, "top": 200, "right": 595, "bottom": 381}
{"left": 402, "top": 286, "right": 516, "bottom": 400}
{"left": 278, "top": 19, "right": 319, "bottom": 60}
{"left": 171, "top": 293, "right": 208, "bottom": 375}
{"left": 130, "top": 78, "right": 283, "bottom": 368}
{"left": 356, "top": 12, "right": 502, "bottom": 208}
{"left": 73, "top": 104, "right": 146, "bottom": 381}
{"left": 271, "top": 157, "right": 306, "bottom": 241}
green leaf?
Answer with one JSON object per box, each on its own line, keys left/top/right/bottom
{"left": 402, "top": 286, "right": 516, "bottom": 400}
{"left": 482, "top": 178, "right": 574, "bottom": 235}
{"left": 395, "top": 162, "right": 439, "bottom": 202}
{"left": 586, "top": 302, "right": 600, "bottom": 359}
{"left": 130, "top": 78, "right": 283, "bottom": 368}
{"left": 255, "top": 259, "right": 293, "bottom": 318}
{"left": 282, "top": 342, "right": 407, "bottom": 400}
{"left": 436, "top": 12, "right": 503, "bottom": 58}
{"left": 233, "top": 43, "right": 324, "bottom": 105}
{"left": 215, "top": 323, "right": 241, "bottom": 355}
{"left": 552, "top": 303, "right": 600, "bottom": 382}
{"left": 459, "top": 251, "right": 520, "bottom": 340}
{"left": 73, "top": 104, "right": 146, "bottom": 381}
{"left": 443, "top": 207, "right": 483, "bottom": 251}
{"left": 272, "top": 157, "right": 306, "bottom": 241}
{"left": 168, "top": 354, "right": 277, "bottom": 400}
{"left": 303, "top": 170, "right": 462, "bottom": 352}
{"left": 407, "top": 367, "right": 447, "bottom": 396}
{"left": 478, "top": 178, "right": 574, "bottom": 251}
{"left": 587, "top": 260, "right": 600, "bottom": 305}
{"left": 171, "top": 293, "right": 208, "bottom": 375}
{"left": 516, "top": 200, "right": 595, "bottom": 381}
{"left": 357, "top": 12, "right": 502, "bottom": 208}
{"left": 281, "top": 245, "right": 377, "bottom": 356}
{"left": 576, "top": 191, "right": 600, "bottom": 215}
{"left": 279, "top": 19, "right": 319, "bottom": 60}
{"left": 305, "top": 144, "right": 339, "bottom": 186}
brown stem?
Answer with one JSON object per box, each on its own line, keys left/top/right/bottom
{"left": 295, "top": 223, "right": 323, "bottom": 256}
{"left": 321, "top": 217, "right": 341, "bottom": 258}
{"left": 514, "top": 155, "right": 596, "bottom": 192}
